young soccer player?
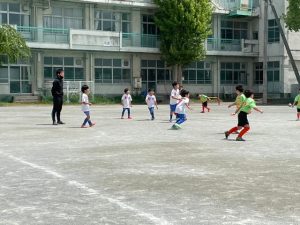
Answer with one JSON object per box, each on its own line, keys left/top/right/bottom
{"left": 121, "top": 88, "right": 132, "bottom": 119}
{"left": 199, "top": 94, "right": 211, "bottom": 113}
{"left": 228, "top": 85, "right": 246, "bottom": 109}
{"left": 225, "top": 90, "right": 263, "bottom": 141}
{"left": 81, "top": 85, "right": 95, "bottom": 128}
{"left": 169, "top": 81, "right": 181, "bottom": 122}
{"left": 292, "top": 88, "right": 300, "bottom": 120}
{"left": 171, "top": 89, "right": 191, "bottom": 129}
{"left": 145, "top": 89, "right": 158, "bottom": 120}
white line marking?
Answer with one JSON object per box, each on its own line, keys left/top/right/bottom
{"left": 0, "top": 152, "right": 170, "bottom": 225}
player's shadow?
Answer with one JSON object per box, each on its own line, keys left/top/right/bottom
{"left": 36, "top": 124, "right": 55, "bottom": 126}
{"left": 135, "top": 119, "right": 152, "bottom": 121}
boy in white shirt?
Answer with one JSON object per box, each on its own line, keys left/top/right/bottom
{"left": 145, "top": 89, "right": 158, "bottom": 120}
{"left": 172, "top": 89, "right": 191, "bottom": 129}
{"left": 81, "top": 85, "right": 95, "bottom": 128}
{"left": 121, "top": 88, "right": 132, "bottom": 119}
{"left": 169, "top": 81, "right": 181, "bottom": 122}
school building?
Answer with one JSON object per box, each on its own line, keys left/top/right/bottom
{"left": 0, "top": 0, "right": 300, "bottom": 100}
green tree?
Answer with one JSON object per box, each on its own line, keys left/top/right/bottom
{"left": 0, "top": 24, "right": 31, "bottom": 64}
{"left": 154, "top": 0, "right": 212, "bottom": 81}
{"left": 285, "top": 0, "right": 300, "bottom": 31}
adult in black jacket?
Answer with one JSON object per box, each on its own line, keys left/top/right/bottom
{"left": 51, "top": 69, "right": 65, "bottom": 125}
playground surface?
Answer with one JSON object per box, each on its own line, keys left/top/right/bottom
{"left": 0, "top": 104, "right": 299, "bottom": 225}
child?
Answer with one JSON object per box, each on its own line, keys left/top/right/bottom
{"left": 169, "top": 81, "right": 181, "bottom": 122}
{"left": 121, "top": 88, "right": 132, "bottom": 119}
{"left": 228, "top": 85, "right": 246, "bottom": 109}
{"left": 81, "top": 85, "right": 95, "bottom": 128}
{"left": 145, "top": 89, "right": 158, "bottom": 120}
{"left": 199, "top": 94, "right": 211, "bottom": 113}
{"left": 172, "top": 89, "right": 192, "bottom": 129}
{"left": 225, "top": 90, "right": 263, "bottom": 141}
{"left": 292, "top": 88, "right": 300, "bottom": 120}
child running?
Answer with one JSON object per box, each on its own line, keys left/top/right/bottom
{"left": 225, "top": 90, "right": 263, "bottom": 141}
{"left": 169, "top": 81, "right": 181, "bottom": 122}
{"left": 199, "top": 94, "right": 211, "bottom": 113}
{"left": 292, "top": 88, "right": 300, "bottom": 120}
{"left": 81, "top": 85, "right": 95, "bottom": 128}
{"left": 171, "top": 89, "right": 191, "bottom": 129}
{"left": 145, "top": 89, "right": 158, "bottom": 120}
{"left": 121, "top": 88, "right": 132, "bottom": 119}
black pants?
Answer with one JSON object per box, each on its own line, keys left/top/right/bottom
{"left": 52, "top": 96, "right": 63, "bottom": 122}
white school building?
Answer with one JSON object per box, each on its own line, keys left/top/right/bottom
{"left": 0, "top": 0, "right": 300, "bottom": 100}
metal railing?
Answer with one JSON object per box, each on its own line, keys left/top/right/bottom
{"left": 212, "top": 0, "right": 258, "bottom": 11}
{"left": 17, "top": 26, "right": 69, "bottom": 43}
{"left": 207, "top": 38, "right": 242, "bottom": 51}
{"left": 122, "top": 33, "right": 160, "bottom": 48}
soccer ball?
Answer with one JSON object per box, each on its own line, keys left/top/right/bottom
{"left": 288, "top": 103, "right": 292, "bottom": 107}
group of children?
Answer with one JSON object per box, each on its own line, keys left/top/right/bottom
{"left": 79, "top": 82, "right": 300, "bottom": 141}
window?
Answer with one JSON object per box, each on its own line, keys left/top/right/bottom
{"left": 94, "top": 11, "right": 130, "bottom": 32}
{"left": 221, "top": 20, "right": 248, "bottom": 40}
{"left": 220, "top": 62, "right": 247, "bottom": 84}
{"left": 0, "top": 2, "right": 30, "bottom": 26}
{"left": 44, "top": 56, "right": 84, "bottom": 81}
{"left": 141, "top": 60, "right": 171, "bottom": 91}
{"left": 43, "top": 7, "right": 83, "bottom": 29}
{"left": 254, "top": 62, "right": 263, "bottom": 84}
{"left": 268, "top": 19, "right": 280, "bottom": 43}
{"left": 182, "top": 61, "right": 212, "bottom": 84}
{"left": 267, "top": 61, "right": 280, "bottom": 82}
{"left": 94, "top": 58, "right": 131, "bottom": 83}
{"left": 142, "top": 15, "right": 159, "bottom": 35}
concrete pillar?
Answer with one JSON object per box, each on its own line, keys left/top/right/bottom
{"left": 132, "top": 54, "right": 141, "bottom": 78}
{"left": 247, "top": 60, "right": 254, "bottom": 90}
{"left": 212, "top": 56, "right": 219, "bottom": 97}
{"left": 33, "top": 51, "right": 44, "bottom": 95}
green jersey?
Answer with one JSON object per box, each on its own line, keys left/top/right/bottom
{"left": 240, "top": 98, "right": 256, "bottom": 114}
{"left": 200, "top": 95, "right": 208, "bottom": 103}
{"left": 235, "top": 94, "right": 246, "bottom": 108}
{"left": 294, "top": 94, "right": 300, "bottom": 109}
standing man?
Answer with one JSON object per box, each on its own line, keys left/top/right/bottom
{"left": 51, "top": 69, "right": 65, "bottom": 125}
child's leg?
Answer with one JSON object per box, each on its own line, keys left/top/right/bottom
{"left": 170, "top": 104, "right": 175, "bottom": 120}
{"left": 82, "top": 111, "right": 90, "bottom": 126}
{"left": 201, "top": 103, "right": 205, "bottom": 112}
{"left": 127, "top": 108, "right": 131, "bottom": 118}
{"left": 297, "top": 109, "right": 300, "bottom": 119}
{"left": 121, "top": 108, "right": 126, "bottom": 118}
{"left": 176, "top": 114, "right": 186, "bottom": 125}
{"left": 238, "top": 125, "right": 250, "bottom": 138}
{"left": 149, "top": 107, "right": 154, "bottom": 119}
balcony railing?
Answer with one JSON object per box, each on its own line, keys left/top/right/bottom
{"left": 17, "top": 26, "right": 69, "bottom": 43}
{"left": 212, "top": 0, "right": 258, "bottom": 11}
{"left": 122, "top": 33, "right": 160, "bottom": 48}
{"left": 207, "top": 38, "right": 242, "bottom": 51}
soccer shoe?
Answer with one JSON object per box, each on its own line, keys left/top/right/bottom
{"left": 90, "top": 123, "right": 96, "bottom": 127}
{"left": 171, "top": 124, "right": 179, "bottom": 130}
{"left": 57, "top": 121, "right": 65, "bottom": 125}
{"left": 81, "top": 125, "right": 88, "bottom": 128}
{"left": 128, "top": 117, "right": 133, "bottom": 119}
{"left": 236, "top": 137, "right": 246, "bottom": 141}
{"left": 224, "top": 131, "right": 229, "bottom": 139}
{"left": 53, "top": 121, "right": 58, "bottom": 125}
{"left": 121, "top": 117, "right": 124, "bottom": 119}
{"left": 200, "top": 111, "right": 205, "bottom": 113}
{"left": 151, "top": 117, "right": 155, "bottom": 120}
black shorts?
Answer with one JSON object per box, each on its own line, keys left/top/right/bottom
{"left": 297, "top": 108, "right": 300, "bottom": 113}
{"left": 202, "top": 101, "right": 208, "bottom": 107}
{"left": 238, "top": 111, "right": 249, "bottom": 127}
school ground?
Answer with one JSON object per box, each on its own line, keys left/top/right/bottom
{"left": 0, "top": 104, "right": 299, "bottom": 225}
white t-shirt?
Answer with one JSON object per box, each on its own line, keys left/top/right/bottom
{"left": 175, "top": 98, "right": 189, "bottom": 114}
{"left": 146, "top": 94, "right": 156, "bottom": 108}
{"left": 122, "top": 94, "right": 132, "bottom": 108}
{"left": 81, "top": 93, "right": 90, "bottom": 112}
{"left": 170, "top": 89, "right": 180, "bottom": 105}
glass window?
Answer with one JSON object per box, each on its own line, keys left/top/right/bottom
{"left": 182, "top": 61, "right": 212, "bottom": 84}
{"left": 9, "top": 3, "right": 20, "bottom": 12}
{"left": 221, "top": 20, "right": 248, "bottom": 40}
{"left": 268, "top": 19, "right": 280, "bottom": 43}
{"left": 0, "top": 66, "right": 9, "bottom": 83}
{"left": 220, "top": 62, "right": 247, "bottom": 84}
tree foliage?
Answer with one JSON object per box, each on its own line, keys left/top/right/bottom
{"left": 154, "top": 0, "right": 212, "bottom": 68}
{"left": 0, "top": 24, "right": 31, "bottom": 64}
{"left": 285, "top": 0, "right": 300, "bottom": 32}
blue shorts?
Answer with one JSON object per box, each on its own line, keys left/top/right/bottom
{"left": 170, "top": 104, "right": 177, "bottom": 113}
{"left": 84, "top": 111, "right": 90, "bottom": 116}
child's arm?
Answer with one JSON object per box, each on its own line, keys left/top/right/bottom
{"left": 228, "top": 102, "right": 236, "bottom": 108}
{"left": 185, "top": 103, "right": 192, "bottom": 110}
{"left": 292, "top": 101, "right": 297, "bottom": 107}
{"left": 232, "top": 104, "right": 243, "bottom": 115}
{"left": 254, "top": 107, "right": 263, "bottom": 113}
{"left": 155, "top": 100, "right": 158, "bottom": 109}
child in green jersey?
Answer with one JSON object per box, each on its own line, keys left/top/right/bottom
{"left": 228, "top": 85, "right": 246, "bottom": 109}
{"left": 292, "top": 88, "right": 300, "bottom": 121}
{"left": 225, "top": 90, "right": 263, "bottom": 141}
{"left": 199, "top": 94, "right": 211, "bottom": 113}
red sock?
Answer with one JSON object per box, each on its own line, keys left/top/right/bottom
{"left": 228, "top": 127, "right": 238, "bottom": 134}
{"left": 238, "top": 127, "right": 250, "bottom": 138}
{"left": 202, "top": 106, "right": 204, "bottom": 112}
{"left": 297, "top": 114, "right": 300, "bottom": 119}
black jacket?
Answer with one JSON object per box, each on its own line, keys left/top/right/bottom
{"left": 51, "top": 76, "right": 64, "bottom": 97}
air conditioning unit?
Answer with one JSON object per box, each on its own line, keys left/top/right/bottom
{"left": 134, "top": 78, "right": 142, "bottom": 89}
{"left": 122, "top": 59, "right": 130, "bottom": 68}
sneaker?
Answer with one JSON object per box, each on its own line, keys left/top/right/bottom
{"left": 89, "top": 123, "right": 96, "bottom": 127}
{"left": 169, "top": 119, "right": 172, "bottom": 122}
{"left": 57, "top": 121, "right": 65, "bottom": 125}
{"left": 121, "top": 117, "right": 124, "bottom": 119}
{"left": 200, "top": 111, "right": 205, "bottom": 113}
{"left": 171, "top": 124, "right": 179, "bottom": 130}
{"left": 81, "top": 125, "right": 88, "bottom": 128}
{"left": 224, "top": 131, "right": 229, "bottom": 139}
{"left": 53, "top": 121, "right": 58, "bottom": 125}
{"left": 151, "top": 117, "right": 155, "bottom": 120}
{"left": 236, "top": 137, "right": 246, "bottom": 141}
{"left": 128, "top": 117, "right": 132, "bottom": 119}
{"left": 208, "top": 108, "right": 210, "bottom": 112}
